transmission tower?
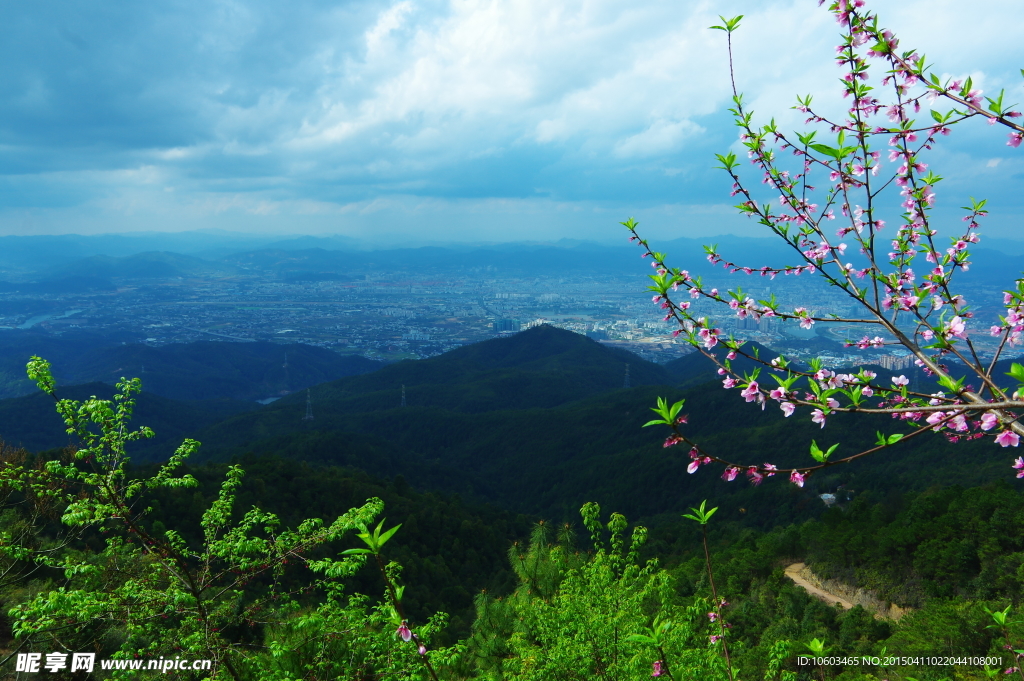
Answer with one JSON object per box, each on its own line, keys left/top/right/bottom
{"left": 623, "top": 364, "right": 631, "bottom": 389}
{"left": 303, "top": 388, "right": 314, "bottom": 421}
{"left": 401, "top": 384, "right": 407, "bottom": 408}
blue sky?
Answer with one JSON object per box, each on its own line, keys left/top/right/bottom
{"left": 2, "top": 0, "right": 1023, "bottom": 245}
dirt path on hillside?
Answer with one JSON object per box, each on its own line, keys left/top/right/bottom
{"left": 784, "top": 562, "right": 855, "bottom": 610}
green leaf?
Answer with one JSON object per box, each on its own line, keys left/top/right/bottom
{"left": 709, "top": 15, "right": 743, "bottom": 32}
{"left": 810, "top": 440, "right": 837, "bottom": 462}
{"left": 805, "top": 637, "right": 826, "bottom": 654}
{"left": 809, "top": 143, "right": 839, "bottom": 158}
{"left": 625, "top": 634, "right": 659, "bottom": 645}
{"left": 376, "top": 523, "right": 402, "bottom": 548}
{"left": 1007, "top": 362, "right": 1024, "bottom": 383}
{"left": 683, "top": 500, "right": 719, "bottom": 525}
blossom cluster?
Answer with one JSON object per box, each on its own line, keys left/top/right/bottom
{"left": 628, "top": 0, "right": 1024, "bottom": 489}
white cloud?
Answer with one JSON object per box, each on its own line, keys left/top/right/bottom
{"left": 3, "top": 0, "right": 1024, "bottom": 239}
{"left": 614, "top": 119, "right": 704, "bottom": 158}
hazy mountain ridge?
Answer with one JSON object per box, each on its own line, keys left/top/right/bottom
{"left": 49, "top": 251, "right": 240, "bottom": 280}
{"left": 68, "top": 340, "right": 382, "bottom": 401}
{"left": 0, "top": 338, "right": 383, "bottom": 401}
{"left": 0, "top": 382, "right": 257, "bottom": 454}
{"left": 4, "top": 232, "right": 1024, "bottom": 284}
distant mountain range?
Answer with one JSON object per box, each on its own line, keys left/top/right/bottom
{"left": 0, "top": 338, "right": 382, "bottom": 401}
{"left": 4, "top": 232, "right": 1024, "bottom": 284}
{"left": 46, "top": 251, "right": 241, "bottom": 280}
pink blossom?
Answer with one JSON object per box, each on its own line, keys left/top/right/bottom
{"left": 1009, "top": 132, "right": 1023, "bottom": 148}
{"left": 397, "top": 622, "right": 413, "bottom": 642}
{"left": 700, "top": 327, "right": 721, "bottom": 349}
{"left": 1013, "top": 457, "right": 1024, "bottom": 478}
{"left": 723, "top": 377, "right": 737, "bottom": 389}
{"left": 944, "top": 316, "right": 967, "bottom": 340}
{"left": 892, "top": 375, "right": 909, "bottom": 387}
{"left": 811, "top": 409, "right": 827, "bottom": 428}
{"left": 707, "top": 612, "right": 718, "bottom": 622}
{"left": 790, "top": 470, "right": 806, "bottom": 487}
{"left": 741, "top": 381, "right": 762, "bottom": 403}
{"left": 981, "top": 413, "right": 999, "bottom": 431}
{"left": 996, "top": 430, "right": 1021, "bottom": 448}
{"left": 781, "top": 402, "right": 796, "bottom": 417}
{"left": 652, "top": 660, "right": 665, "bottom": 678}
{"left": 722, "top": 466, "right": 740, "bottom": 482}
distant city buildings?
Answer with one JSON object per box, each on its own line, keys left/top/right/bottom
{"left": 875, "top": 353, "right": 914, "bottom": 370}
{"left": 0, "top": 256, "right": 1007, "bottom": 365}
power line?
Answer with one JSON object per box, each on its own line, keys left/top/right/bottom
{"left": 303, "top": 388, "right": 314, "bottom": 421}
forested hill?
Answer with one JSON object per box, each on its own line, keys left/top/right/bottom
{"left": 7, "top": 326, "right": 1024, "bottom": 527}
{"left": 65, "top": 340, "right": 382, "bottom": 401}
{"left": 137, "top": 324, "right": 670, "bottom": 421}
{"left": 92, "top": 325, "right": 1017, "bottom": 526}
{"left": 0, "top": 382, "right": 258, "bottom": 453}
{"left": 8, "top": 324, "right": 1024, "bottom": 677}
{"left": 273, "top": 323, "right": 675, "bottom": 413}
{"left": 0, "top": 337, "right": 381, "bottom": 400}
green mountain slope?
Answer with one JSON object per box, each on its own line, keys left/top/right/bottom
{"left": 15, "top": 325, "right": 1022, "bottom": 532}
{"left": 0, "top": 382, "right": 257, "bottom": 453}
{"left": 252, "top": 325, "right": 672, "bottom": 414}
{"left": 68, "top": 341, "right": 382, "bottom": 401}
{"left": 179, "top": 378, "right": 1020, "bottom": 525}
{"left": 113, "top": 326, "right": 1015, "bottom": 527}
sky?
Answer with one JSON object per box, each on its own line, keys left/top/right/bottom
{"left": 2, "top": 0, "right": 1023, "bottom": 245}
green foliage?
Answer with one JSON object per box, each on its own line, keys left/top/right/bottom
{"left": 5, "top": 358, "right": 459, "bottom": 679}
{"left": 682, "top": 500, "right": 718, "bottom": 525}
{"left": 467, "top": 505, "right": 725, "bottom": 680}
